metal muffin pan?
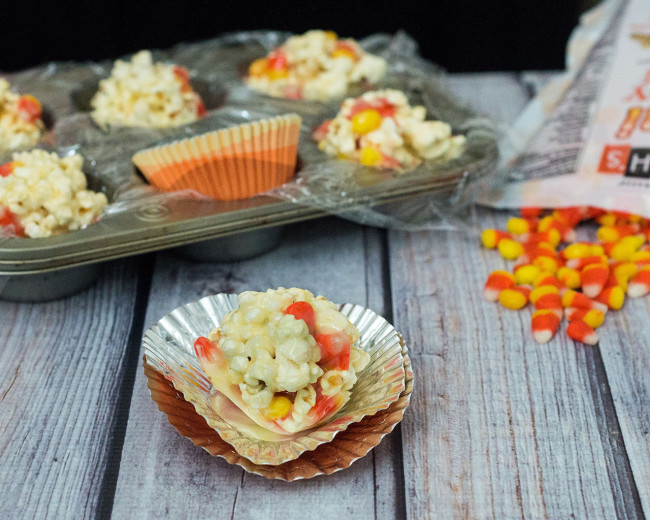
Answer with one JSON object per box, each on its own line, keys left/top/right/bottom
{"left": 0, "top": 33, "right": 499, "bottom": 301}
{"left": 0, "top": 184, "right": 448, "bottom": 302}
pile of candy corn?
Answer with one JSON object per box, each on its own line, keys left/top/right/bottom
{"left": 481, "top": 207, "right": 650, "bottom": 345}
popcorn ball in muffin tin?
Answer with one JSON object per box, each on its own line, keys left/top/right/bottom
{"left": 245, "top": 30, "right": 387, "bottom": 101}
{"left": 313, "top": 89, "right": 466, "bottom": 170}
{"left": 0, "top": 79, "right": 44, "bottom": 152}
{"left": 90, "top": 50, "right": 206, "bottom": 128}
{"left": 194, "top": 287, "right": 370, "bottom": 435}
{"left": 0, "top": 150, "right": 108, "bottom": 238}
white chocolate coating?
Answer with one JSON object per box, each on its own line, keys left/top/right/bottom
{"left": 90, "top": 50, "right": 202, "bottom": 128}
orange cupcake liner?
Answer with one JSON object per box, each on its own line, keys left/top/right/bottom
{"left": 132, "top": 114, "right": 301, "bottom": 201}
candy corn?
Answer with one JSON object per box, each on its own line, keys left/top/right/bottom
{"left": 565, "top": 255, "right": 608, "bottom": 270}
{"left": 506, "top": 217, "right": 533, "bottom": 235}
{"left": 522, "top": 229, "right": 561, "bottom": 247}
{"left": 556, "top": 266, "right": 581, "bottom": 289}
{"left": 564, "top": 308, "right": 605, "bottom": 329}
{"left": 580, "top": 263, "right": 609, "bottom": 298}
{"left": 628, "top": 268, "right": 650, "bottom": 298}
{"left": 483, "top": 270, "right": 515, "bottom": 302}
{"left": 552, "top": 207, "right": 585, "bottom": 228}
{"left": 481, "top": 229, "right": 512, "bottom": 249}
{"left": 480, "top": 206, "right": 650, "bottom": 347}
{"left": 533, "top": 272, "right": 565, "bottom": 290}
{"left": 561, "top": 290, "right": 608, "bottom": 313}
{"left": 531, "top": 310, "right": 561, "bottom": 343}
{"left": 521, "top": 207, "right": 542, "bottom": 218}
{"left": 530, "top": 286, "right": 562, "bottom": 316}
{"left": 514, "top": 264, "right": 541, "bottom": 285}
{"left": 593, "top": 285, "right": 625, "bottom": 310}
{"left": 562, "top": 242, "right": 594, "bottom": 259}
{"left": 597, "top": 224, "right": 639, "bottom": 243}
{"left": 566, "top": 320, "right": 598, "bottom": 345}
{"left": 498, "top": 238, "right": 525, "bottom": 260}
{"left": 499, "top": 286, "right": 531, "bottom": 310}
{"left": 611, "top": 262, "right": 638, "bottom": 288}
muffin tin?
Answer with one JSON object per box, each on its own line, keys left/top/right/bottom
{"left": 0, "top": 32, "right": 499, "bottom": 301}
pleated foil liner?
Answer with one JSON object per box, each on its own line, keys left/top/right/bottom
{"left": 132, "top": 114, "right": 301, "bottom": 201}
{"left": 142, "top": 293, "right": 412, "bottom": 476}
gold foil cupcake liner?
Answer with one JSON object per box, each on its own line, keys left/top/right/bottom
{"left": 142, "top": 293, "right": 412, "bottom": 475}
{"left": 132, "top": 114, "right": 301, "bottom": 200}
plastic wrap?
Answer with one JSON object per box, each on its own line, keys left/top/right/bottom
{"left": 1, "top": 31, "right": 498, "bottom": 240}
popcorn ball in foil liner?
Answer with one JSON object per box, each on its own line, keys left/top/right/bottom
{"left": 142, "top": 293, "right": 412, "bottom": 476}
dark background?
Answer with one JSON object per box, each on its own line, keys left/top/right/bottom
{"left": 4, "top": 0, "right": 597, "bottom": 72}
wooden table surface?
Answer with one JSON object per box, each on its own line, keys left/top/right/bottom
{"left": 1, "top": 73, "right": 648, "bottom": 520}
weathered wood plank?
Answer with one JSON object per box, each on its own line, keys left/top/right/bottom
{"left": 0, "top": 260, "right": 142, "bottom": 519}
{"left": 388, "top": 73, "right": 643, "bottom": 519}
{"left": 111, "top": 219, "right": 403, "bottom": 520}
{"left": 597, "top": 300, "right": 650, "bottom": 514}
{"left": 389, "top": 210, "right": 634, "bottom": 519}
{"left": 519, "top": 69, "right": 649, "bottom": 516}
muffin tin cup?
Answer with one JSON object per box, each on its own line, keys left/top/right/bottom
{"left": 0, "top": 263, "right": 102, "bottom": 302}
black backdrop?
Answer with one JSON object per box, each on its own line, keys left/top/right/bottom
{"left": 3, "top": 0, "right": 587, "bottom": 72}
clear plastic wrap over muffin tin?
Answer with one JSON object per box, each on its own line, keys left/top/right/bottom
{"left": 0, "top": 31, "right": 499, "bottom": 301}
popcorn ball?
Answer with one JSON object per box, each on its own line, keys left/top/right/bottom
{"left": 194, "top": 287, "right": 370, "bottom": 434}
{"left": 0, "top": 79, "right": 44, "bottom": 152}
{"left": 314, "top": 89, "right": 466, "bottom": 170}
{"left": 245, "top": 30, "right": 387, "bottom": 101}
{"left": 90, "top": 50, "right": 206, "bottom": 128}
{"left": 480, "top": 207, "right": 650, "bottom": 345}
{"left": 0, "top": 150, "right": 108, "bottom": 238}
